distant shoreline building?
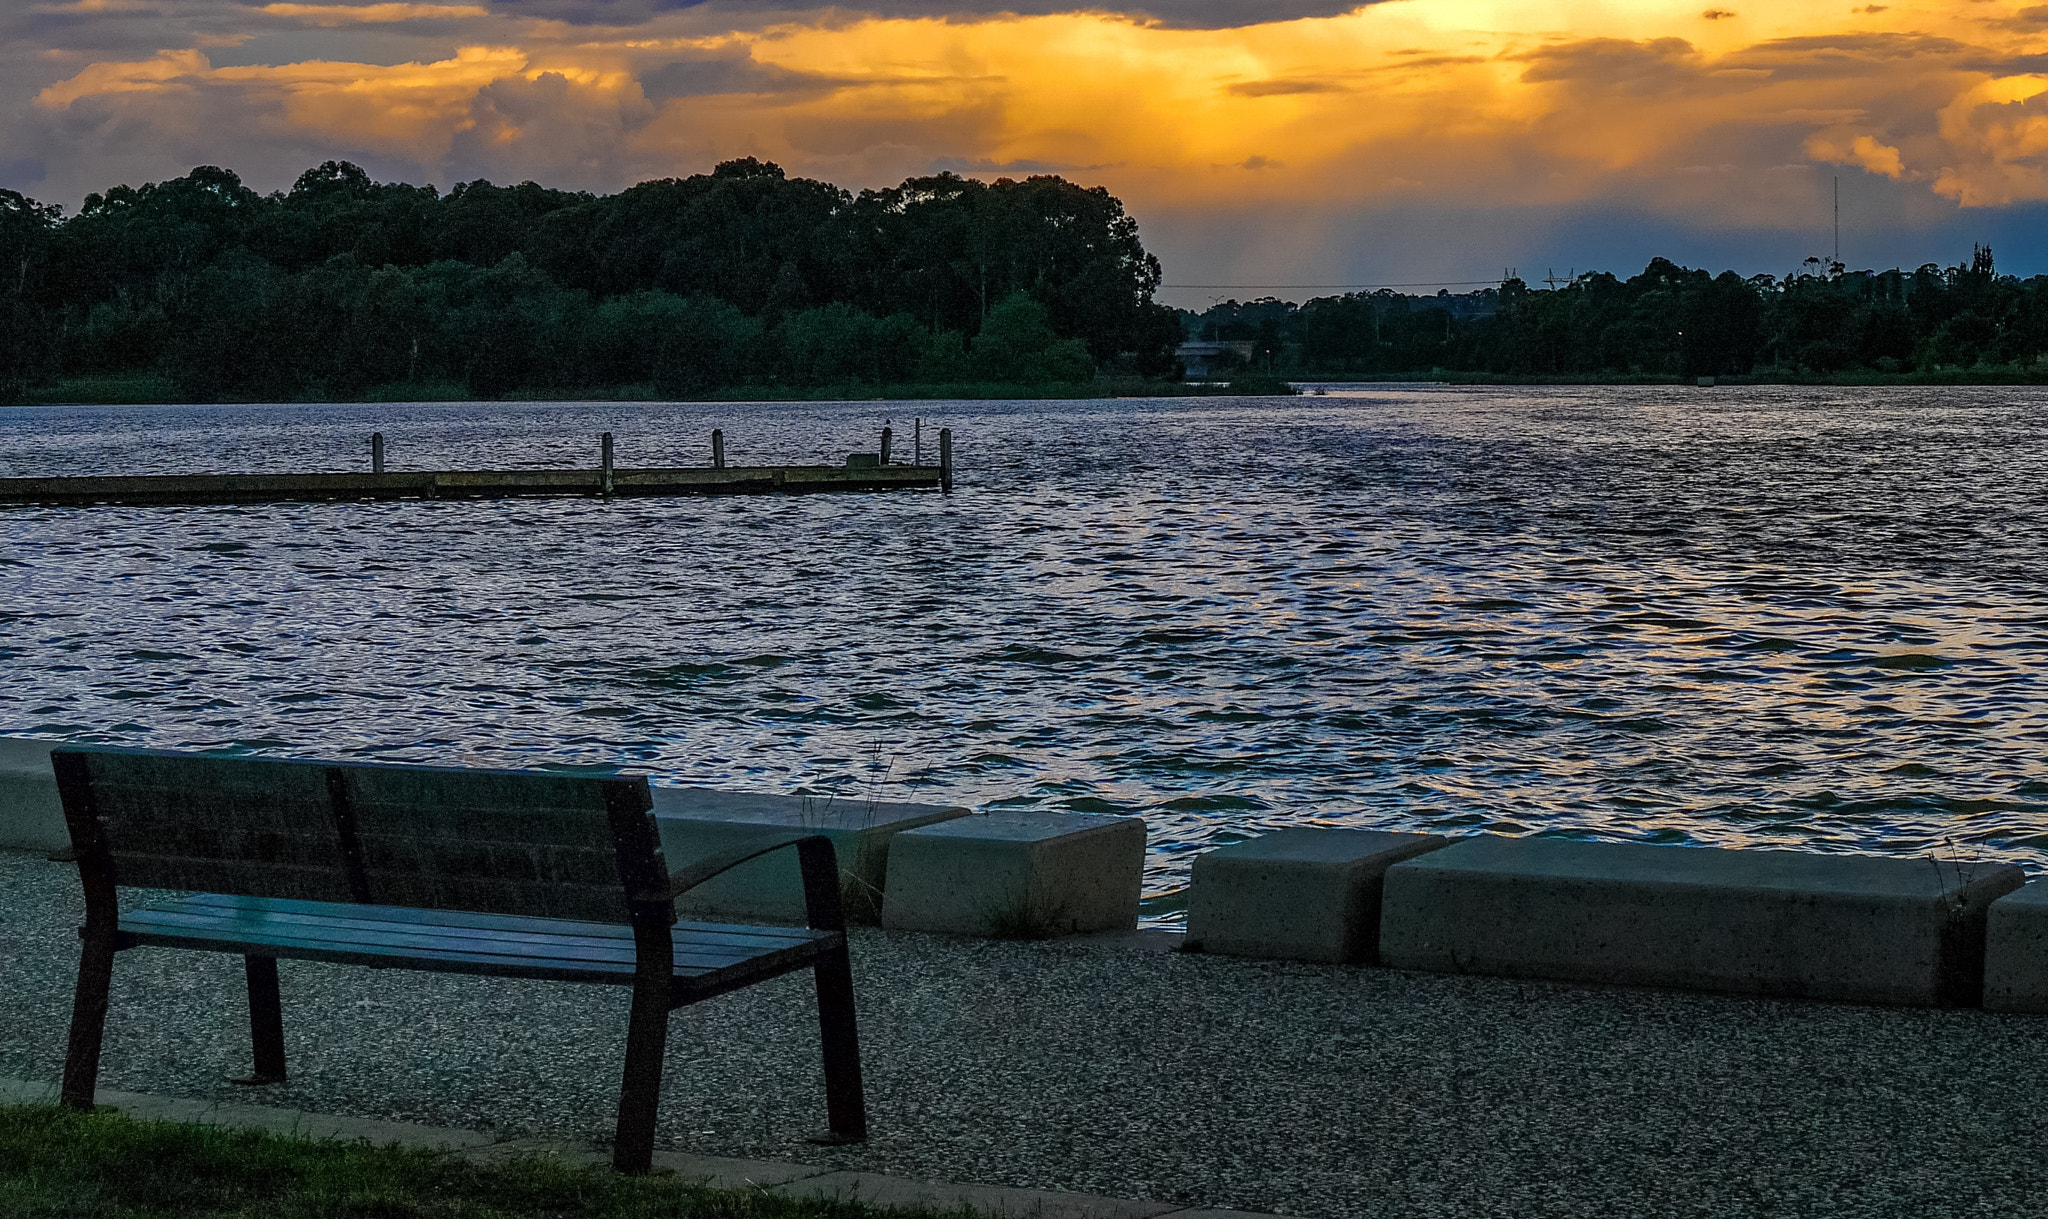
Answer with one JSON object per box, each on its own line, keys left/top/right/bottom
{"left": 1175, "top": 340, "right": 1257, "bottom": 380}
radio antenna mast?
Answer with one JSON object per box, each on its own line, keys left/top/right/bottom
{"left": 1833, "top": 176, "right": 1840, "bottom": 268}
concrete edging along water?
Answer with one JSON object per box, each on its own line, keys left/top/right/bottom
{"left": 14, "top": 736, "right": 2041, "bottom": 1007}
{"left": 881, "top": 810, "right": 1146, "bottom": 936}
{"left": 1184, "top": 829, "right": 1446, "bottom": 964}
{"left": 0, "top": 1077, "right": 1272, "bottom": 1219}
{"left": 1982, "top": 880, "right": 2048, "bottom": 1012}
{"left": 1377, "top": 834, "right": 2024, "bottom": 1007}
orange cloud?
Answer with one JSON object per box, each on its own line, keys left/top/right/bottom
{"left": 1933, "top": 75, "right": 2048, "bottom": 203}
{"left": 1808, "top": 130, "right": 1908, "bottom": 177}
{"left": 37, "top": 49, "right": 211, "bottom": 107}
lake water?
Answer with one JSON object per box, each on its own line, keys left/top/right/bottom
{"left": 4, "top": 386, "right": 2047, "bottom": 923}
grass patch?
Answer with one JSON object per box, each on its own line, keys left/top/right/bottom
{"left": 19, "top": 375, "right": 182, "bottom": 406}
{"left": 0, "top": 1104, "right": 944, "bottom": 1219}
{"left": 976, "top": 888, "right": 1074, "bottom": 941}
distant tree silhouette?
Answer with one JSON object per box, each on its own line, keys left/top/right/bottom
{"left": 1210, "top": 252, "right": 2048, "bottom": 381}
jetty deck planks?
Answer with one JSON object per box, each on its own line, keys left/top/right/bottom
{"left": 0, "top": 463, "right": 943, "bottom": 506}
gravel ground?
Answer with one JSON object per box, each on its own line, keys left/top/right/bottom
{"left": 5, "top": 847, "right": 2048, "bottom": 1219}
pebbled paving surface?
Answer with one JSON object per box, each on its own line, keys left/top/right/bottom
{"left": 5, "top": 848, "right": 2048, "bottom": 1219}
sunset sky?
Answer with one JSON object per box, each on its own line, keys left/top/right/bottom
{"left": 11, "top": 0, "right": 2048, "bottom": 302}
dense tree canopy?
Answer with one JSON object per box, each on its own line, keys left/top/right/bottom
{"left": 0, "top": 160, "right": 1180, "bottom": 402}
{"left": 1190, "top": 249, "right": 2048, "bottom": 381}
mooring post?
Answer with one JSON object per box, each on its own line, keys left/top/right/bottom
{"left": 939, "top": 427, "right": 952, "bottom": 492}
{"left": 914, "top": 417, "right": 922, "bottom": 466}
{"left": 371, "top": 432, "right": 385, "bottom": 475}
{"left": 601, "top": 432, "right": 614, "bottom": 498}
{"left": 712, "top": 428, "right": 725, "bottom": 469}
{"left": 880, "top": 426, "right": 893, "bottom": 466}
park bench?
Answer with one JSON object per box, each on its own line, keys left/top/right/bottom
{"left": 49, "top": 746, "right": 865, "bottom": 1173}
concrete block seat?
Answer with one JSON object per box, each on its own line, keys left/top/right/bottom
{"left": 651, "top": 786, "right": 966, "bottom": 925}
{"left": 1186, "top": 828, "right": 1447, "bottom": 963}
{"left": 881, "top": 811, "right": 1146, "bottom": 937}
{"left": 1379, "top": 835, "right": 2024, "bottom": 1007}
{"left": 0, "top": 736, "right": 65, "bottom": 853}
{"left": 1983, "top": 881, "right": 2048, "bottom": 1012}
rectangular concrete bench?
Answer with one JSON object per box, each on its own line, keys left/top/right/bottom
{"left": 51, "top": 745, "right": 869, "bottom": 1172}
{"left": 1379, "top": 835, "right": 2023, "bottom": 1006}
{"left": 882, "top": 811, "right": 1145, "bottom": 937}
{"left": 1186, "top": 828, "right": 1446, "bottom": 963}
{"left": 1983, "top": 880, "right": 2048, "bottom": 1012}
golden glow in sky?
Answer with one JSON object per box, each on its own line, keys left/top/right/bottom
{"left": 12, "top": 0, "right": 2048, "bottom": 282}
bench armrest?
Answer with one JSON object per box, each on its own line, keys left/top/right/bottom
{"left": 664, "top": 830, "right": 821, "bottom": 898}
{"left": 664, "top": 831, "right": 847, "bottom": 931}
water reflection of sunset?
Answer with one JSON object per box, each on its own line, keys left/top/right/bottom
{"left": 15, "top": 0, "right": 2048, "bottom": 272}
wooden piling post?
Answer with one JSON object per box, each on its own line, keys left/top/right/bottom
{"left": 712, "top": 429, "right": 725, "bottom": 469}
{"left": 939, "top": 427, "right": 952, "bottom": 492}
{"left": 371, "top": 432, "right": 385, "bottom": 475}
{"left": 601, "top": 432, "right": 614, "bottom": 498}
{"left": 914, "top": 417, "right": 922, "bottom": 466}
{"left": 880, "top": 426, "right": 893, "bottom": 466}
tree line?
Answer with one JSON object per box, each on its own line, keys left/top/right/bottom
{"left": 1188, "top": 249, "right": 2048, "bottom": 380}
{"left": 0, "top": 159, "right": 1183, "bottom": 403}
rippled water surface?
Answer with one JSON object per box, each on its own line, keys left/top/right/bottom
{"left": 5, "top": 386, "right": 2047, "bottom": 921}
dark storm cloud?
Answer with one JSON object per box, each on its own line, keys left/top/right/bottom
{"left": 8, "top": 6, "right": 241, "bottom": 57}
{"left": 799, "top": 0, "right": 1376, "bottom": 25}
{"left": 1227, "top": 79, "right": 1347, "bottom": 97}
{"left": 1727, "top": 31, "right": 1973, "bottom": 76}
{"left": 640, "top": 50, "right": 851, "bottom": 99}
{"left": 1518, "top": 38, "right": 1708, "bottom": 93}
{"left": 465, "top": 0, "right": 708, "bottom": 23}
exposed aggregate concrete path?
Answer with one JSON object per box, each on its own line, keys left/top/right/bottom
{"left": 5, "top": 848, "right": 2048, "bottom": 1218}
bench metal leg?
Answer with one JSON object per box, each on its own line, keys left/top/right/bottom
{"left": 810, "top": 945, "right": 867, "bottom": 1143}
{"left": 612, "top": 981, "right": 670, "bottom": 1173}
{"left": 235, "top": 955, "right": 287, "bottom": 1085}
{"left": 60, "top": 929, "right": 118, "bottom": 1111}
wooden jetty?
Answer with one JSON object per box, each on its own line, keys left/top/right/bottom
{"left": 0, "top": 427, "right": 953, "bottom": 507}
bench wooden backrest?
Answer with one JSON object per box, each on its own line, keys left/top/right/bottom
{"left": 52, "top": 747, "right": 668, "bottom": 925}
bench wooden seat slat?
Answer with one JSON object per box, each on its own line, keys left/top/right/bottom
{"left": 53, "top": 746, "right": 868, "bottom": 1172}
{"left": 145, "top": 896, "right": 824, "bottom": 955}
{"left": 127, "top": 930, "right": 644, "bottom": 983}
{"left": 135, "top": 905, "right": 652, "bottom": 954}
{"left": 121, "top": 922, "right": 830, "bottom": 987}
{"left": 170, "top": 892, "right": 822, "bottom": 950}
{"left": 120, "top": 902, "right": 819, "bottom": 976}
